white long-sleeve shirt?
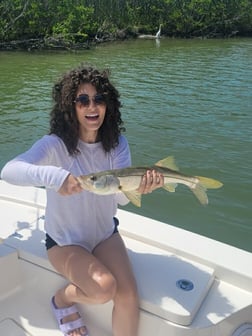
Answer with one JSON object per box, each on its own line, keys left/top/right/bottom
{"left": 1, "top": 134, "right": 131, "bottom": 251}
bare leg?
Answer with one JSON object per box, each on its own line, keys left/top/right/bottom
{"left": 47, "top": 233, "right": 139, "bottom": 336}
{"left": 94, "top": 233, "right": 140, "bottom": 336}
{"left": 47, "top": 244, "right": 117, "bottom": 336}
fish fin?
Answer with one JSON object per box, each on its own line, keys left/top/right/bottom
{"left": 155, "top": 156, "right": 179, "bottom": 171}
{"left": 196, "top": 176, "right": 223, "bottom": 189}
{"left": 123, "top": 190, "right": 142, "bottom": 207}
{"left": 163, "top": 183, "right": 177, "bottom": 192}
{"left": 191, "top": 183, "right": 209, "bottom": 205}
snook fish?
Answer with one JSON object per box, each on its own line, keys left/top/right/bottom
{"left": 77, "top": 157, "right": 223, "bottom": 207}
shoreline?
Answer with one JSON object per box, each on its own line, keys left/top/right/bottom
{"left": 1, "top": 31, "right": 250, "bottom": 52}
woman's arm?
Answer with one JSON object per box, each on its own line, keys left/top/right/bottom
{"left": 1, "top": 136, "right": 69, "bottom": 191}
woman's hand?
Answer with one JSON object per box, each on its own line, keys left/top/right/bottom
{"left": 58, "top": 174, "right": 83, "bottom": 196}
{"left": 137, "top": 170, "right": 164, "bottom": 194}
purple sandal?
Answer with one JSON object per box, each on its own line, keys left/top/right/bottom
{"left": 51, "top": 297, "right": 88, "bottom": 335}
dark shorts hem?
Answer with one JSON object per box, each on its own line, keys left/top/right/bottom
{"left": 45, "top": 217, "right": 120, "bottom": 250}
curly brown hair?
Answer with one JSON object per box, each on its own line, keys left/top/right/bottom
{"left": 49, "top": 64, "right": 125, "bottom": 154}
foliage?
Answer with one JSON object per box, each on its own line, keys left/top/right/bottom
{"left": 0, "top": 0, "right": 251, "bottom": 44}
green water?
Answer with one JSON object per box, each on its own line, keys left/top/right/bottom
{"left": 0, "top": 38, "right": 251, "bottom": 252}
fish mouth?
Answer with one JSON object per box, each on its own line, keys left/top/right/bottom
{"left": 85, "top": 113, "right": 99, "bottom": 120}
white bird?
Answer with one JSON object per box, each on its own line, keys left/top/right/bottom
{"left": 155, "top": 24, "right": 162, "bottom": 39}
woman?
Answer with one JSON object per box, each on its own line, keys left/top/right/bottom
{"left": 1, "top": 64, "right": 164, "bottom": 336}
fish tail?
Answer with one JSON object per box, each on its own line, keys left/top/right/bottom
{"left": 196, "top": 176, "right": 223, "bottom": 189}
{"left": 191, "top": 176, "right": 223, "bottom": 205}
{"left": 190, "top": 183, "right": 209, "bottom": 205}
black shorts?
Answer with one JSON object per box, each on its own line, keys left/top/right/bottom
{"left": 45, "top": 217, "right": 119, "bottom": 250}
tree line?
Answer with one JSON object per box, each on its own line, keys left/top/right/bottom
{"left": 1, "top": 0, "right": 251, "bottom": 48}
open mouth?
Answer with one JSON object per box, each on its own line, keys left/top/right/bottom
{"left": 85, "top": 114, "right": 99, "bottom": 120}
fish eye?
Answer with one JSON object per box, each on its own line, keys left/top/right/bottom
{"left": 90, "top": 176, "right": 97, "bottom": 181}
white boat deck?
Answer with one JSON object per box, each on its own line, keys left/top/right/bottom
{"left": 0, "top": 180, "right": 252, "bottom": 336}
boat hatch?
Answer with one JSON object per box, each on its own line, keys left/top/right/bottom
{"left": 125, "top": 236, "right": 215, "bottom": 326}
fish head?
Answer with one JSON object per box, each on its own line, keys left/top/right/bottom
{"left": 77, "top": 173, "right": 120, "bottom": 195}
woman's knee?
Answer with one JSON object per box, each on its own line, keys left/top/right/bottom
{"left": 76, "top": 269, "right": 117, "bottom": 304}
{"left": 91, "top": 271, "right": 117, "bottom": 303}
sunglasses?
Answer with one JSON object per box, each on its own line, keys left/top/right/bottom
{"left": 74, "top": 94, "right": 106, "bottom": 107}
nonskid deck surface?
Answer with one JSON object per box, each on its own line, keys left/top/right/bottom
{"left": 0, "top": 181, "right": 252, "bottom": 336}
{"left": 0, "top": 319, "right": 29, "bottom": 336}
